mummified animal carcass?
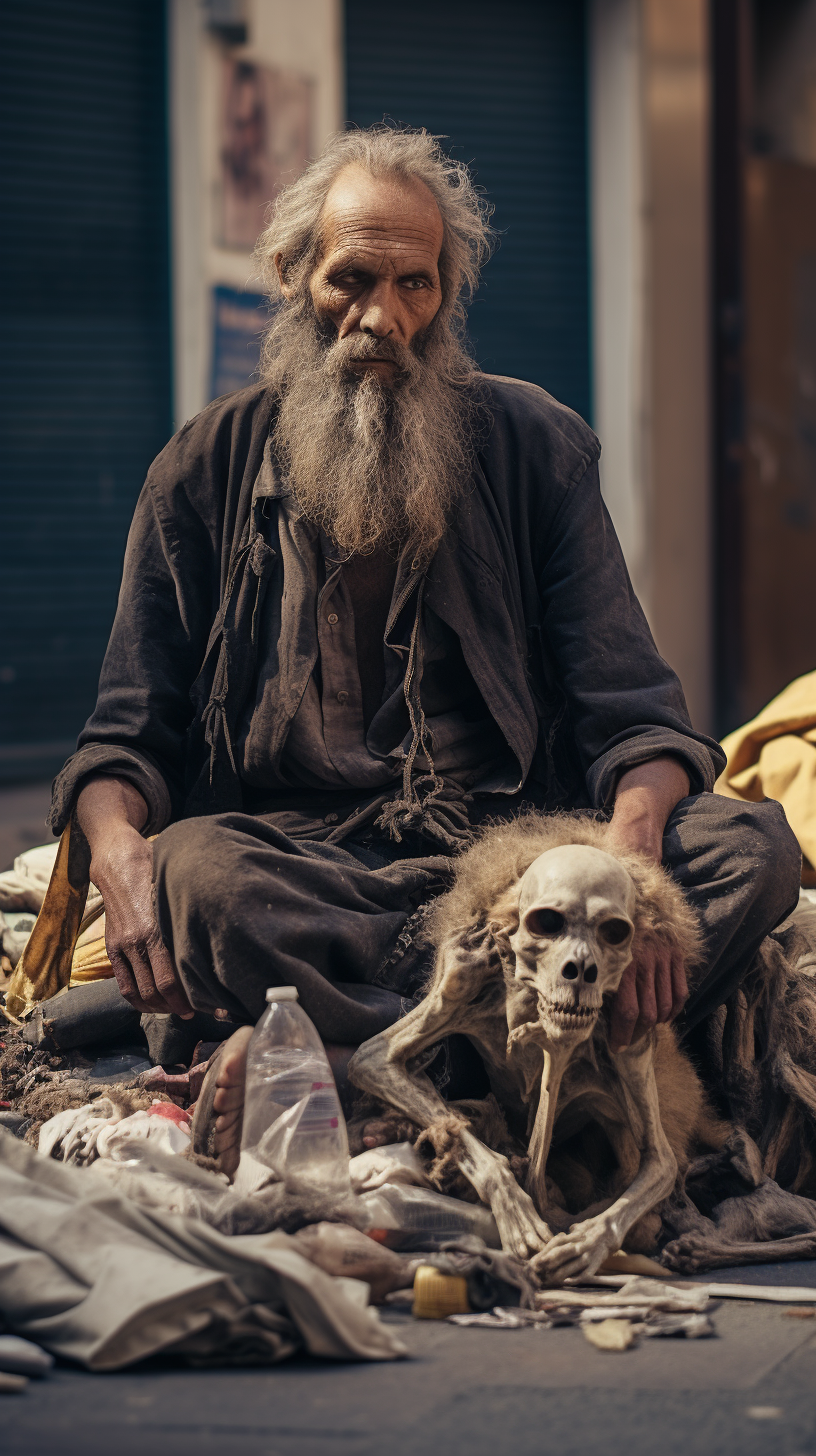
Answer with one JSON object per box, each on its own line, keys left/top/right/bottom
{"left": 349, "top": 813, "right": 816, "bottom": 1279}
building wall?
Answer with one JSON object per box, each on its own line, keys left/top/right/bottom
{"left": 591, "top": 0, "right": 713, "bottom": 732}
{"left": 345, "top": 0, "right": 592, "bottom": 421}
{"left": 0, "top": 0, "right": 173, "bottom": 783}
{"left": 170, "top": 0, "right": 343, "bottom": 429}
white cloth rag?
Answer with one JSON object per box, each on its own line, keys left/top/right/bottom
{"left": 0, "top": 1130, "right": 405, "bottom": 1369}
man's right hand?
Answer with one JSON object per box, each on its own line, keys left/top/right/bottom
{"left": 76, "top": 776, "right": 193, "bottom": 1018}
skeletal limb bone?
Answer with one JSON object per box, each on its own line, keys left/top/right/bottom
{"left": 531, "top": 1033, "right": 678, "bottom": 1283}
{"left": 524, "top": 1044, "right": 570, "bottom": 1214}
{"left": 348, "top": 953, "right": 552, "bottom": 1259}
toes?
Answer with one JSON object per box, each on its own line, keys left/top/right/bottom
{"left": 504, "top": 1221, "right": 551, "bottom": 1261}
{"left": 214, "top": 1108, "right": 242, "bottom": 1136}
{"left": 212, "top": 1083, "right": 245, "bottom": 1114}
{"left": 218, "top": 1144, "right": 241, "bottom": 1180}
{"left": 215, "top": 1026, "right": 254, "bottom": 1088}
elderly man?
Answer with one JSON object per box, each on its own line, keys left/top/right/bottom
{"left": 53, "top": 127, "right": 799, "bottom": 1171}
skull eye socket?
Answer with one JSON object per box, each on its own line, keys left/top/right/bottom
{"left": 599, "top": 917, "right": 632, "bottom": 946}
{"left": 524, "top": 908, "right": 565, "bottom": 937}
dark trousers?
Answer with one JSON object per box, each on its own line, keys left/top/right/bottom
{"left": 153, "top": 794, "right": 801, "bottom": 1047}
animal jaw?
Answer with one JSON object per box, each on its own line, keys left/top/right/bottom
{"left": 538, "top": 997, "right": 600, "bottom": 1040}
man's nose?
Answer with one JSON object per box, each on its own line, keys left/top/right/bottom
{"left": 359, "top": 284, "right": 396, "bottom": 337}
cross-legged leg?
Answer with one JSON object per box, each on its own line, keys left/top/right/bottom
{"left": 152, "top": 811, "right": 449, "bottom": 1040}
{"left": 661, "top": 793, "right": 800, "bottom": 1033}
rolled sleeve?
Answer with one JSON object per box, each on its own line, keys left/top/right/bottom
{"left": 49, "top": 745, "right": 172, "bottom": 837}
{"left": 586, "top": 728, "right": 722, "bottom": 808}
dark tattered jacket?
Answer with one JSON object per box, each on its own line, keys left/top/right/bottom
{"left": 50, "top": 376, "right": 724, "bottom": 838}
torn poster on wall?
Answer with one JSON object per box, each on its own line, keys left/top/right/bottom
{"left": 210, "top": 285, "right": 272, "bottom": 400}
{"left": 218, "top": 57, "right": 314, "bottom": 251}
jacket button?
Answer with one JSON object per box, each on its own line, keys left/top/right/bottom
{"left": 324, "top": 812, "right": 339, "bottom": 824}
{"left": 336, "top": 690, "right": 349, "bottom": 704}
{"left": 327, "top": 612, "right": 339, "bottom": 625}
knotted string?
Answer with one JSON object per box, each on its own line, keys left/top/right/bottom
{"left": 375, "top": 578, "right": 474, "bottom": 853}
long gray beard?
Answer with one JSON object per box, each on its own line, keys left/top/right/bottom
{"left": 260, "top": 299, "right": 487, "bottom": 560}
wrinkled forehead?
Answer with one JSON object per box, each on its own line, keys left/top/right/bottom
{"left": 318, "top": 164, "right": 444, "bottom": 263}
{"left": 518, "top": 845, "right": 635, "bottom": 916}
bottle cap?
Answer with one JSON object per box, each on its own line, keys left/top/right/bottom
{"left": 412, "top": 1265, "right": 470, "bottom": 1320}
{"left": 265, "top": 986, "right": 299, "bottom": 1003}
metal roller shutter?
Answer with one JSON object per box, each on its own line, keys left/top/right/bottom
{"left": 0, "top": 0, "right": 172, "bottom": 781}
{"left": 344, "top": 0, "right": 591, "bottom": 419}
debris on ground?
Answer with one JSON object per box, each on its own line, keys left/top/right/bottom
{"left": 0, "top": 1372, "right": 28, "bottom": 1394}
{"left": 412, "top": 1265, "right": 470, "bottom": 1318}
{"left": 2, "top": 920, "right": 815, "bottom": 1374}
{"left": 0, "top": 1337, "right": 54, "bottom": 1377}
{"left": 582, "top": 1318, "right": 636, "bottom": 1351}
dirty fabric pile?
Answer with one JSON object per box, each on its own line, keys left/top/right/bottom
{"left": 0, "top": 1129, "right": 405, "bottom": 1369}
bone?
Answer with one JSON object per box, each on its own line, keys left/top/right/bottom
{"left": 535, "top": 1276, "right": 709, "bottom": 1313}
{"left": 348, "top": 814, "right": 712, "bottom": 1271}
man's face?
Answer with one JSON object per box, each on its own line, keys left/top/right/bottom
{"left": 302, "top": 166, "right": 445, "bottom": 382}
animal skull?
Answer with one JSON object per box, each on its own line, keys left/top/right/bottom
{"left": 509, "top": 844, "right": 636, "bottom": 1043}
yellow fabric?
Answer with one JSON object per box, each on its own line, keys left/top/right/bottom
{"left": 4, "top": 817, "right": 91, "bottom": 1022}
{"left": 716, "top": 668, "right": 816, "bottom": 881}
{"left": 70, "top": 936, "right": 114, "bottom": 985}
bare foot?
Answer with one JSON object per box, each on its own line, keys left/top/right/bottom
{"left": 211, "top": 1025, "right": 253, "bottom": 1180}
{"left": 208, "top": 1031, "right": 408, "bottom": 1176}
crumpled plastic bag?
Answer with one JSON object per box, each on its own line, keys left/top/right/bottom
{"left": 349, "top": 1141, "right": 431, "bottom": 1193}
{"left": 290, "top": 1223, "right": 415, "bottom": 1303}
{"left": 535, "top": 1275, "right": 710, "bottom": 1313}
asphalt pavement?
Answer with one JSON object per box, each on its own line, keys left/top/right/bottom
{"left": 3, "top": 1261, "right": 816, "bottom": 1456}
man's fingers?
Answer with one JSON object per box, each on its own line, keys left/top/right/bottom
{"left": 108, "top": 950, "right": 146, "bottom": 1012}
{"left": 122, "top": 942, "right": 175, "bottom": 1014}
{"left": 634, "top": 951, "right": 658, "bottom": 1031}
{"left": 654, "top": 948, "right": 674, "bottom": 1023}
{"left": 148, "top": 937, "right": 194, "bottom": 1019}
{"left": 609, "top": 961, "right": 640, "bottom": 1051}
{"left": 670, "top": 954, "right": 689, "bottom": 1020}
{"left": 109, "top": 949, "right": 164, "bottom": 1015}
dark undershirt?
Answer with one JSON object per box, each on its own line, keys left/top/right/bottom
{"left": 341, "top": 549, "right": 399, "bottom": 730}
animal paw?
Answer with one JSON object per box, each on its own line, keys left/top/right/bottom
{"left": 660, "top": 1233, "right": 727, "bottom": 1274}
{"left": 530, "top": 1217, "right": 618, "bottom": 1284}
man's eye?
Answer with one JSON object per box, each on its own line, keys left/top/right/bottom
{"left": 403, "top": 278, "right": 426, "bottom": 291}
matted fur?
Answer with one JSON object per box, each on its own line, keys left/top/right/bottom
{"left": 353, "top": 812, "right": 816, "bottom": 1269}
{"left": 424, "top": 812, "right": 705, "bottom": 992}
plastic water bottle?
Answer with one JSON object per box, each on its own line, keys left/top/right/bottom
{"left": 240, "top": 987, "right": 350, "bottom": 1195}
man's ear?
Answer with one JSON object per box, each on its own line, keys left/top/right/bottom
{"left": 274, "top": 252, "right": 295, "bottom": 300}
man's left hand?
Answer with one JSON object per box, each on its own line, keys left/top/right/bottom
{"left": 607, "top": 941, "right": 689, "bottom": 1052}
{"left": 606, "top": 755, "right": 691, "bottom": 1051}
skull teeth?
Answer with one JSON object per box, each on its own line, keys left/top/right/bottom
{"left": 544, "top": 1004, "right": 597, "bottom": 1022}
